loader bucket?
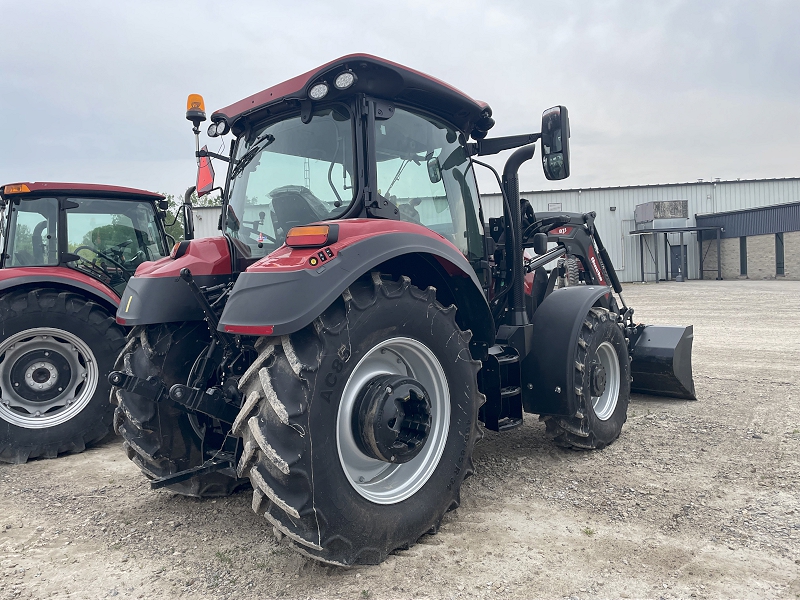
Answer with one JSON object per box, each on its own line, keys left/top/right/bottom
{"left": 630, "top": 325, "right": 696, "bottom": 400}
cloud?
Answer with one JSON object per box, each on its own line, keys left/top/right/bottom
{"left": 0, "top": 0, "right": 798, "bottom": 197}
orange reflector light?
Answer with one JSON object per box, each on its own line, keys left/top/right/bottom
{"left": 286, "top": 225, "right": 337, "bottom": 248}
{"left": 3, "top": 184, "right": 30, "bottom": 194}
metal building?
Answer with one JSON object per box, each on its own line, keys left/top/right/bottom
{"left": 482, "top": 177, "right": 800, "bottom": 282}
{"left": 191, "top": 178, "right": 800, "bottom": 281}
{"left": 696, "top": 201, "right": 800, "bottom": 280}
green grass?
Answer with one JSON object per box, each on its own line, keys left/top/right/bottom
{"left": 215, "top": 550, "right": 233, "bottom": 565}
{"left": 581, "top": 527, "right": 595, "bottom": 536}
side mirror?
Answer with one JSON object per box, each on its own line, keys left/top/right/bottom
{"left": 532, "top": 232, "right": 548, "bottom": 255}
{"left": 183, "top": 186, "right": 196, "bottom": 241}
{"left": 427, "top": 156, "right": 442, "bottom": 184}
{"left": 541, "top": 106, "right": 570, "bottom": 180}
{"left": 158, "top": 199, "right": 169, "bottom": 211}
{"left": 196, "top": 145, "right": 215, "bottom": 197}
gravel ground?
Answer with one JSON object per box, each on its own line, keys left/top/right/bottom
{"left": 1, "top": 279, "right": 799, "bottom": 600}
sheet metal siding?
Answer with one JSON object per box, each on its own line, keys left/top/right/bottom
{"left": 480, "top": 178, "right": 800, "bottom": 282}
{"left": 696, "top": 202, "right": 800, "bottom": 239}
{"left": 193, "top": 206, "right": 223, "bottom": 239}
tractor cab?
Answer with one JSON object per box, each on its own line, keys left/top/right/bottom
{"left": 0, "top": 183, "right": 170, "bottom": 296}
{"left": 184, "top": 55, "right": 542, "bottom": 277}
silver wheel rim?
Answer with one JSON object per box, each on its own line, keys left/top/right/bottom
{"left": 0, "top": 327, "right": 98, "bottom": 429}
{"left": 336, "top": 337, "right": 450, "bottom": 505}
{"left": 592, "top": 341, "right": 620, "bottom": 421}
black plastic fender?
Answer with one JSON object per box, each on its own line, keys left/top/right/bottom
{"left": 521, "top": 284, "right": 614, "bottom": 416}
{"left": 219, "top": 232, "right": 495, "bottom": 345}
{"left": 116, "top": 274, "right": 235, "bottom": 325}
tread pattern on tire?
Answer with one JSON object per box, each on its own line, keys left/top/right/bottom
{"left": 543, "top": 307, "right": 628, "bottom": 450}
{"left": 0, "top": 288, "right": 125, "bottom": 464}
{"left": 112, "top": 323, "right": 247, "bottom": 497}
{"left": 235, "top": 273, "right": 482, "bottom": 565}
{"left": 557, "top": 256, "right": 581, "bottom": 287}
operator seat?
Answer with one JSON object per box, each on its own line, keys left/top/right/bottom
{"left": 31, "top": 220, "right": 48, "bottom": 264}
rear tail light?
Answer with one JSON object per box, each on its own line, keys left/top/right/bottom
{"left": 285, "top": 224, "right": 338, "bottom": 248}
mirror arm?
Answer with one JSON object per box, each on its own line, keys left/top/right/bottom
{"left": 467, "top": 133, "right": 541, "bottom": 157}
{"left": 196, "top": 149, "right": 231, "bottom": 163}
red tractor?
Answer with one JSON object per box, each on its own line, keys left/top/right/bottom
{"left": 0, "top": 182, "right": 171, "bottom": 463}
{"left": 109, "top": 55, "right": 695, "bottom": 563}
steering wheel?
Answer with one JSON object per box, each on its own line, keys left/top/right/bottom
{"left": 73, "top": 245, "right": 134, "bottom": 276}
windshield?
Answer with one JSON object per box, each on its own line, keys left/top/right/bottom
{"left": 374, "top": 107, "right": 484, "bottom": 261}
{"left": 65, "top": 198, "right": 168, "bottom": 295}
{"left": 226, "top": 105, "right": 355, "bottom": 258}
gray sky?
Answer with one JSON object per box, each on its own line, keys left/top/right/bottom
{"left": 1, "top": 0, "right": 798, "bottom": 199}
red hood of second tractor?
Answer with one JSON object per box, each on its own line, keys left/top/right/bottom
{"left": 135, "top": 237, "right": 232, "bottom": 278}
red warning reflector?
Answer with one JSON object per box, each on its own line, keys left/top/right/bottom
{"left": 196, "top": 145, "right": 215, "bottom": 197}
{"left": 223, "top": 324, "right": 274, "bottom": 336}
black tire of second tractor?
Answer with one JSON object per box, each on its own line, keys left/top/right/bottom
{"left": 543, "top": 307, "right": 630, "bottom": 449}
{"left": 0, "top": 288, "right": 125, "bottom": 463}
{"left": 112, "top": 323, "right": 248, "bottom": 497}
{"left": 235, "top": 273, "right": 483, "bottom": 565}
{"left": 558, "top": 255, "right": 581, "bottom": 287}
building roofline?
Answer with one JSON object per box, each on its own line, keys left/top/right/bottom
{"left": 491, "top": 176, "right": 800, "bottom": 196}
{"left": 695, "top": 199, "right": 800, "bottom": 219}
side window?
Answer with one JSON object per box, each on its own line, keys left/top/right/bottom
{"left": 7, "top": 197, "right": 59, "bottom": 266}
{"left": 374, "top": 108, "right": 483, "bottom": 260}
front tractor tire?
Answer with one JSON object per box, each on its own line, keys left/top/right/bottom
{"left": 0, "top": 288, "right": 125, "bottom": 464}
{"left": 235, "top": 273, "right": 483, "bottom": 565}
{"left": 112, "top": 323, "right": 248, "bottom": 497}
{"left": 543, "top": 307, "right": 630, "bottom": 449}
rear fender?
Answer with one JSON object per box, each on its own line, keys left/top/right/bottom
{"left": 521, "top": 285, "right": 614, "bottom": 416}
{"left": 219, "top": 219, "right": 493, "bottom": 343}
{"left": 0, "top": 267, "right": 119, "bottom": 312}
{"left": 116, "top": 237, "right": 233, "bottom": 326}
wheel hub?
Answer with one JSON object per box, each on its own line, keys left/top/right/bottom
{"left": 353, "top": 374, "right": 432, "bottom": 464}
{"left": 11, "top": 349, "right": 71, "bottom": 401}
{"left": 590, "top": 362, "right": 607, "bottom": 397}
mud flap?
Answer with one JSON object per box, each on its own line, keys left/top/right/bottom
{"left": 630, "top": 325, "right": 696, "bottom": 400}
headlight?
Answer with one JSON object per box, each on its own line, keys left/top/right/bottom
{"left": 334, "top": 70, "right": 357, "bottom": 90}
{"left": 308, "top": 82, "right": 329, "bottom": 100}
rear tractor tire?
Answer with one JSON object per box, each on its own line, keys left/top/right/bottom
{"left": 543, "top": 307, "right": 630, "bottom": 449}
{"left": 235, "top": 273, "right": 483, "bottom": 565}
{"left": 0, "top": 288, "right": 125, "bottom": 464}
{"left": 112, "top": 323, "right": 248, "bottom": 497}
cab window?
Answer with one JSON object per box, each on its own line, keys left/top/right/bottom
{"left": 6, "top": 197, "right": 59, "bottom": 266}
{"left": 374, "top": 107, "right": 483, "bottom": 261}
{"left": 65, "top": 198, "right": 167, "bottom": 294}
